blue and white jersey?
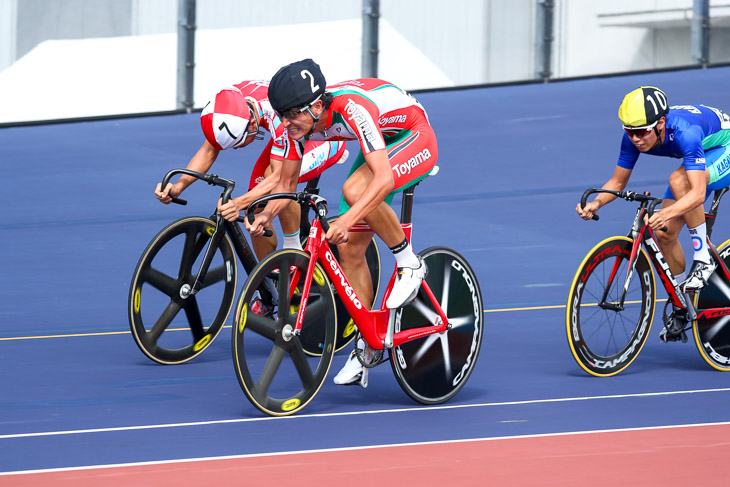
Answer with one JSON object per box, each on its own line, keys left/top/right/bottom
{"left": 617, "top": 105, "right": 730, "bottom": 171}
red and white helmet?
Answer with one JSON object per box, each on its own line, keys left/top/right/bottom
{"left": 200, "top": 87, "right": 252, "bottom": 150}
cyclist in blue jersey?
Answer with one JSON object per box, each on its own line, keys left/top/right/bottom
{"left": 577, "top": 87, "right": 730, "bottom": 338}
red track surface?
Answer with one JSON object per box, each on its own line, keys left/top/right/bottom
{"left": 5, "top": 424, "right": 729, "bottom": 486}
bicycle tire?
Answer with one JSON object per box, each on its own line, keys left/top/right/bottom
{"left": 232, "top": 249, "right": 337, "bottom": 416}
{"left": 128, "top": 217, "right": 237, "bottom": 365}
{"left": 565, "top": 236, "right": 655, "bottom": 377}
{"left": 390, "top": 246, "right": 484, "bottom": 405}
{"left": 693, "top": 238, "right": 730, "bottom": 371}
{"left": 299, "top": 216, "right": 381, "bottom": 356}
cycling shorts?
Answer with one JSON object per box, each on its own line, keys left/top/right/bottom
{"left": 663, "top": 143, "right": 730, "bottom": 201}
{"left": 339, "top": 119, "right": 438, "bottom": 214}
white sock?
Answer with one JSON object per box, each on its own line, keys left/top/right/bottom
{"left": 390, "top": 239, "right": 420, "bottom": 269}
{"left": 688, "top": 223, "right": 711, "bottom": 263}
{"left": 283, "top": 234, "right": 302, "bottom": 250}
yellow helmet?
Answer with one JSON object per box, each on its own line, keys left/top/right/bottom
{"left": 618, "top": 87, "right": 668, "bottom": 127}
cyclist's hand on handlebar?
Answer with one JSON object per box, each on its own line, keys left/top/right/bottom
{"left": 645, "top": 209, "right": 669, "bottom": 232}
{"left": 325, "top": 220, "right": 349, "bottom": 245}
{"left": 217, "top": 197, "right": 241, "bottom": 222}
{"left": 155, "top": 182, "right": 180, "bottom": 204}
{"left": 246, "top": 210, "right": 273, "bottom": 237}
{"left": 576, "top": 200, "right": 600, "bottom": 220}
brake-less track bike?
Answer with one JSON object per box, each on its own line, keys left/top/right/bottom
{"left": 566, "top": 187, "right": 730, "bottom": 376}
{"left": 128, "top": 168, "right": 380, "bottom": 364}
{"left": 231, "top": 171, "right": 484, "bottom": 416}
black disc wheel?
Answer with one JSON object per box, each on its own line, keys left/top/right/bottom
{"left": 565, "top": 236, "right": 655, "bottom": 376}
{"left": 694, "top": 238, "right": 730, "bottom": 371}
{"left": 128, "top": 217, "right": 237, "bottom": 364}
{"left": 299, "top": 216, "right": 381, "bottom": 356}
{"left": 232, "top": 249, "right": 337, "bottom": 416}
{"left": 390, "top": 246, "right": 484, "bottom": 404}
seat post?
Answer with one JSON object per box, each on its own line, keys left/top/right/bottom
{"left": 400, "top": 184, "right": 418, "bottom": 224}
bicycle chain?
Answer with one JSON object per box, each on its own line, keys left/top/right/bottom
{"left": 662, "top": 300, "right": 690, "bottom": 342}
{"left": 353, "top": 332, "right": 388, "bottom": 368}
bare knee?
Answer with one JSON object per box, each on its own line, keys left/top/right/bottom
{"left": 655, "top": 223, "right": 681, "bottom": 247}
{"left": 668, "top": 169, "right": 690, "bottom": 197}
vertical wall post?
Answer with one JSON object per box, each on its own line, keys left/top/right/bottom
{"left": 177, "top": 0, "right": 196, "bottom": 111}
{"left": 535, "top": 0, "right": 554, "bottom": 82}
{"left": 692, "top": 0, "right": 710, "bottom": 67}
{"left": 362, "top": 0, "right": 380, "bottom": 78}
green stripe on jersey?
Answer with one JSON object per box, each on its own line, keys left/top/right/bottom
{"left": 703, "top": 129, "right": 730, "bottom": 150}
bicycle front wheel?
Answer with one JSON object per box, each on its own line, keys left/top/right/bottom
{"left": 390, "top": 247, "right": 484, "bottom": 405}
{"left": 299, "top": 216, "right": 381, "bottom": 356}
{"left": 566, "top": 236, "right": 655, "bottom": 377}
{"left": 232, "top": 249, "right": 337, "bottom": 416}
{"left": 693, "top": 238, "right": 730, "bottom": 371}
{"left": 128, "top": 217, "right": 237, "bottom": 364}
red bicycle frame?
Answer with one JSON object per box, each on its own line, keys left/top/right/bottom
{"left": 290, "top": 218, "right": 449, "bottom": 350}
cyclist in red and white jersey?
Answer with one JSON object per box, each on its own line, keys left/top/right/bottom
{"left": 246, "top": 59, "right": 438, "bottom": 386}
{"left": 155, "top": 80, "right": 347, "bottom": 260}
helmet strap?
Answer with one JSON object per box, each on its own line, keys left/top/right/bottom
{"left": 305, "top": 107, "right": 321, "bottom": 136}
{"left": 652, "top": 118, "right": 664, "bottom": 147}
{"left": 246, "top": 101, "right": 265, "bottom": 141}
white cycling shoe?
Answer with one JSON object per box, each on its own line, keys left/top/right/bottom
{"left": 385, "top": 257, "right": 427, "bottom": 309}
{"left": 333, "top": 350, "right": 366, "bottom": 387}
{"left": 681, "top": 260, "right": 716, "bottom": 292}
{"left": 333, "top": 337, "right": 373, "bottom": 387}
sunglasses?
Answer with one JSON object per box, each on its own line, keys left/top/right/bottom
{"left": 623, "top": 120, "right": 658, "bottom": 138}
{"left": 232, "top": 105, "right": 260, "bottom": 148}
{"left": 275, "top": 94, "right": 322, "bottom": 120}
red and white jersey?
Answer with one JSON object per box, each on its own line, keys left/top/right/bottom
{"left": 226, "top": 80, "right": 347, "bottom": 183}
{"left": 279, "top": 78, "right": 431, "bottom": 160}
{"left": 230, "top": 80, "right": 295, "bottom": 161}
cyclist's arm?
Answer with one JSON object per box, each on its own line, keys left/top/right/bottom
{"left": 247, "top": 158, "right": 302, "bottom": 235}
{"left": 576, "top": 165, "right": 632, "bottom": 218}
{"left": 336, "top": 148, "right": 393, "bottom": 230}
{"left": 156, "top": 140, "right": 219, "bottom": 201}
{"left": 657, "top": 168, "right": 707, "bottom": 221}
{"left": 232, "top": 158, "right": 284, "bottom": 210}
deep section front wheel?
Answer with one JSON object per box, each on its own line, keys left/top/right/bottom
{"left": 693, "top": 238, "right": 730, "bottom": 371}
{"left": 299, "top": 216, "right": 381, "bottom": 356}
{"left": 232, "top": 249, "right": 337, "bottom": 416}
{"left": 390, "top": 246, "right": 484, "bottom": 405}
{"left": 566, "top": 236, "right": 655, "bottom": 377}
{"left": 128, "top": 217, "right": 237, "bottom": 364}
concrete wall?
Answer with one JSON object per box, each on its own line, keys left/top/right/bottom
{"left": 2, "top": 1, "right": 728, "bottom": 86}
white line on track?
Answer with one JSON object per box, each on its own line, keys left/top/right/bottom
{"left": 2, "top": 420, "right": 730, "bottom": 477}
{"left": 3, "top": 386, "right": 730, "bottom": 440}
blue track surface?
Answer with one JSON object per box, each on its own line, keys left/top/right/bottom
{"left": 2, "top": 66, "right": 730, "bottom": 473}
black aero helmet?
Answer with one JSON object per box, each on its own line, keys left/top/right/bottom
{"left": 618, "top": 86, "right": 669, "bottom": 127}
{"left": 268, "top": 58, "right": 326, "bottom": 113}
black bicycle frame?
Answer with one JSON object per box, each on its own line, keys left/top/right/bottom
{"left": 606, "top": 188, "right": 730, "bottom": 321}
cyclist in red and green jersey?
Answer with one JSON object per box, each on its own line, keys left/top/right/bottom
{"left": 247, "top": 59, "right": 438, "bottom": 386}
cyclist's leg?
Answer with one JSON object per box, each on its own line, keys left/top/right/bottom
{"left": 678, "top": 146, "right": 730, "bottom": 288}
{"left": 655, "top": 195, "right": 687, "bottom": 276}
{"left": 249, "top": 149, "right": 279, "bottom": 259}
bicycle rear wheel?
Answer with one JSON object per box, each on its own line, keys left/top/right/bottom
{"left": 390, "top": 247, "right": 484, "bottom": 405}
{"left": 232, "top": 249, "right": 337, "bottom": 416}
{"left": 128, "top": 217, "right": 237, "bottom": 364}
{"left": 566, "top": 236, "right": 655, "bottom": 377}
{"left": 693, "top": 238, "right": 730, "bottom": 371}
{"left": 299, "top": 216, "right": 381, "bottom": 356}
